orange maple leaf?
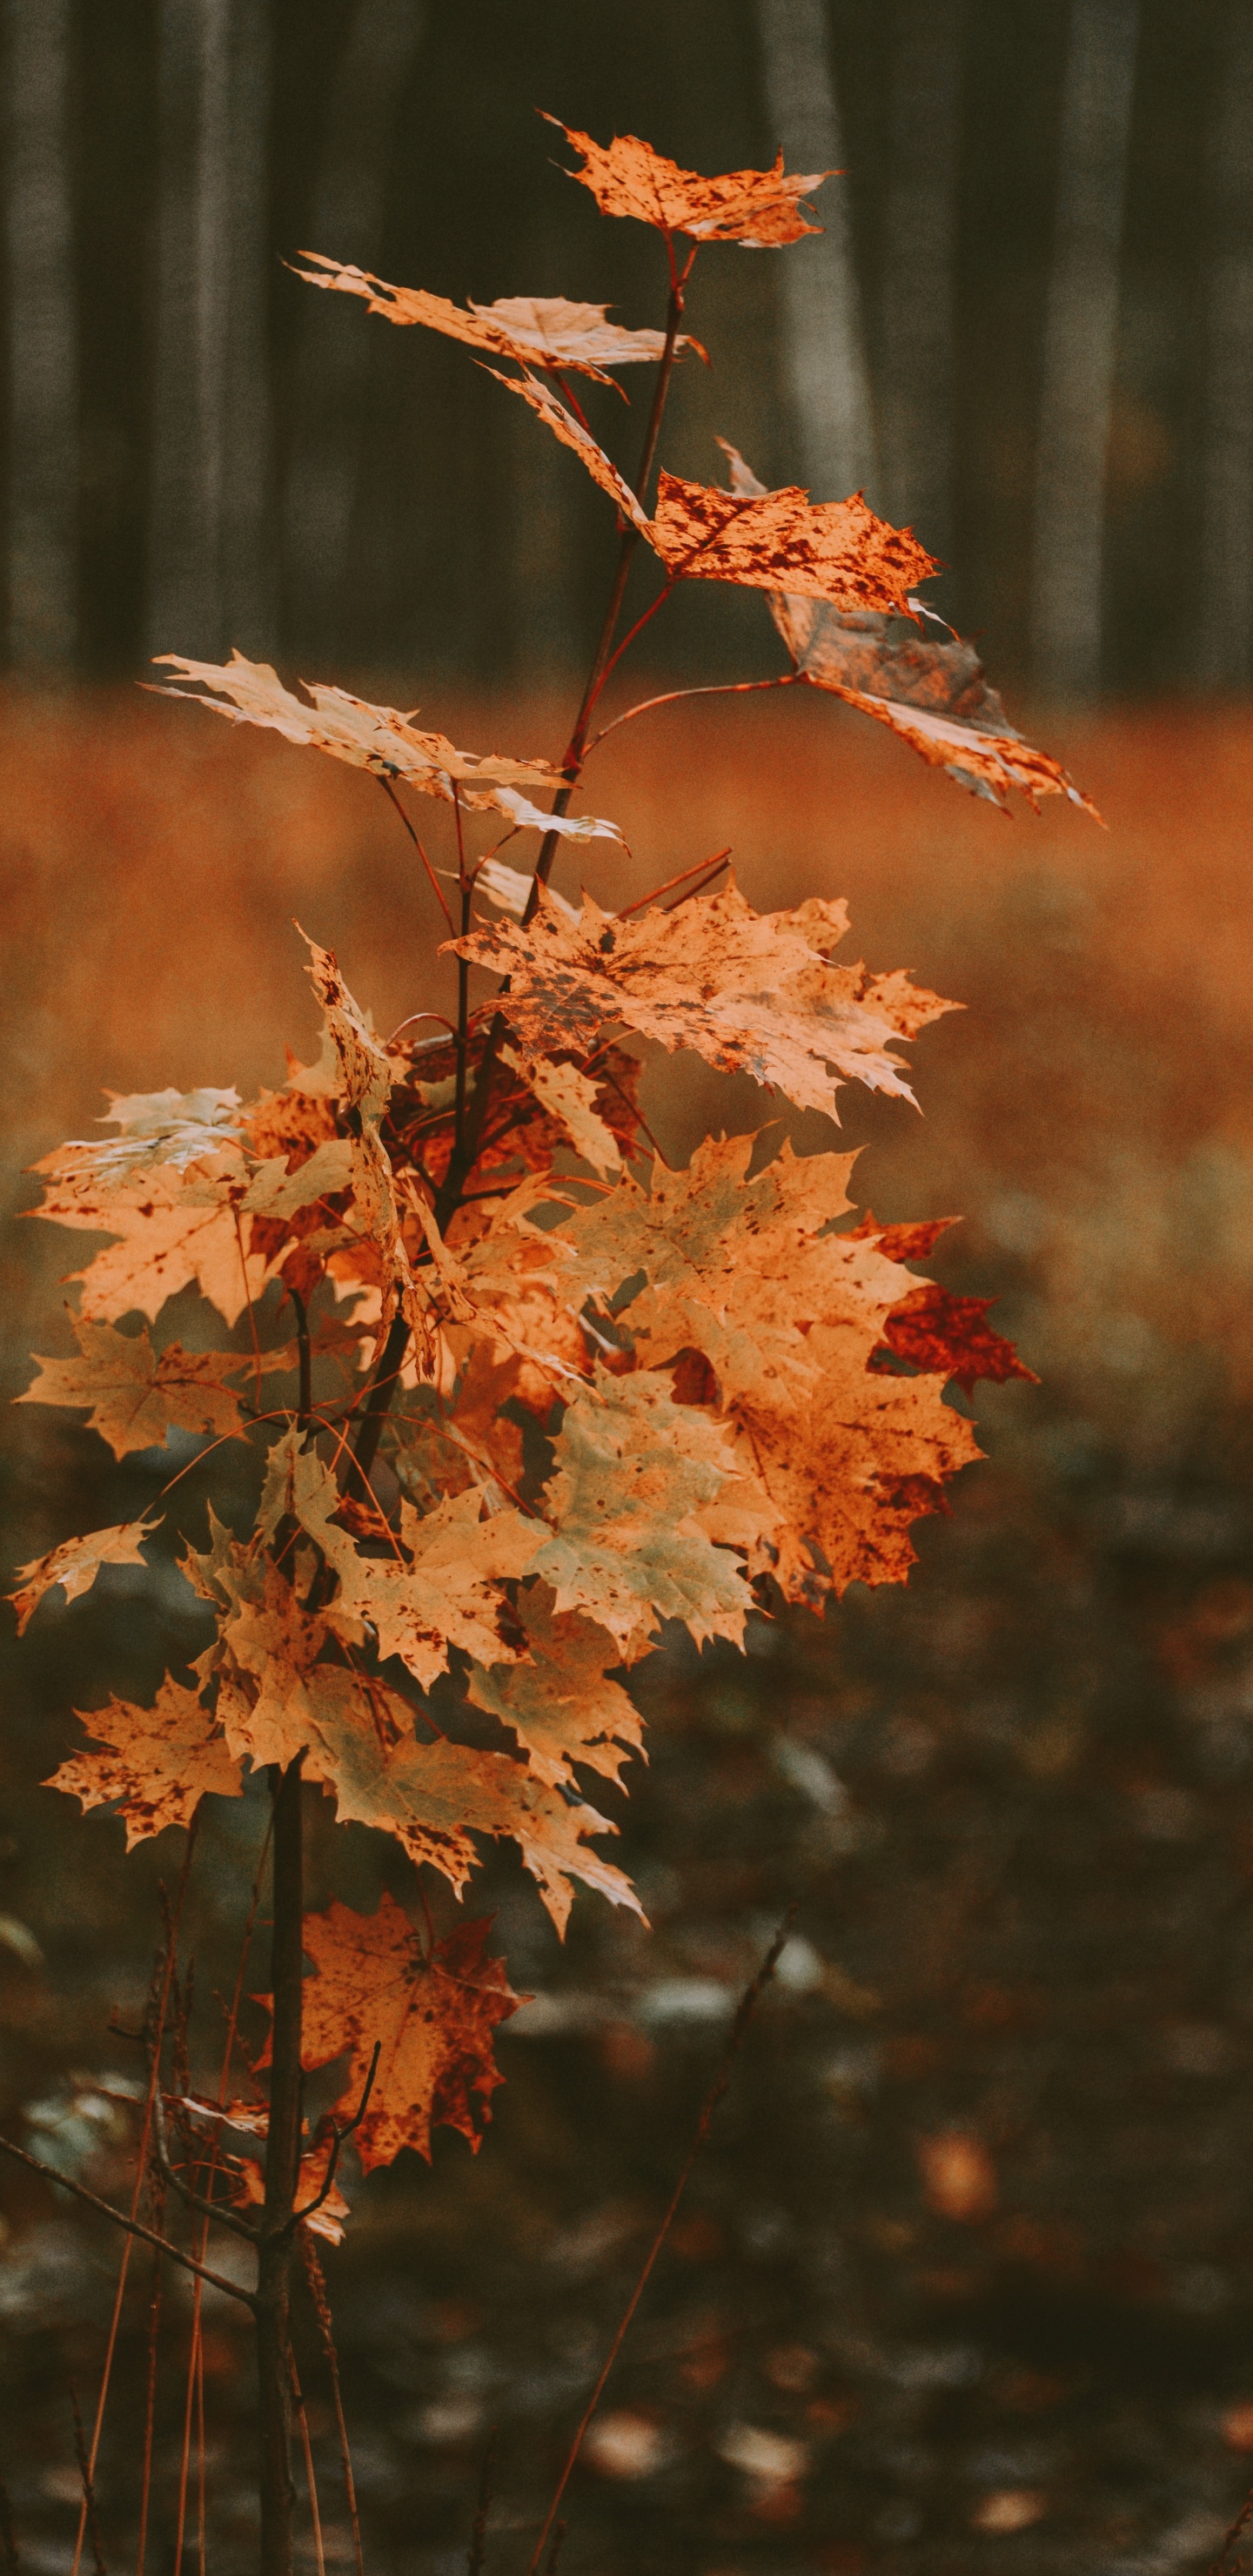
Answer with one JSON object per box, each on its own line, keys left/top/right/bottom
{"left": 546, "top": 117, "right": 831, "bottom": 247}
{"left": 719, "top": 440, "right": 1099, "bottom": 813}
{"left": 18, "top": 1317, "right": 251, "bottom": 1458}
{"left": 450, "top": 875, "right": 953, "bottom": 1122}
{"left": 269, "top": 1894, "right": 522, "bottom": 2170}
{"left": 152, "top": 653, "right": 624, "bottom": 843}
{"left": 47, "top": 1679, "right": 243, "bottom": 1844}
{"left": 651, "top": 470, "right": 935, "bottom": 615}
{"left": 10, "top": 1515, "right": 160, "bottom": 1634}
{"left": 467, "top": 1583, "right": 643, "bottom": 1789}
{"left": 292, "top": 256, "right": 705, "bottom": 382}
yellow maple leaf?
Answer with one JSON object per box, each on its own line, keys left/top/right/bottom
{"left": 46, "top": 1679, "right": 243, "bottom": 1845}
{"left": 10, "top": 1515, "right": 160, "bottom": 1634}
{"left": 467, "top": 1583, "right": 643, "bottom": 1789}
{"left": 18, "top": 1317, "right": 251, "bottom": 1458}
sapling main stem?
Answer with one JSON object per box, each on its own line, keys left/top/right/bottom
{"left": 256, "top": 1754, "right": 306, "bottom": 2576}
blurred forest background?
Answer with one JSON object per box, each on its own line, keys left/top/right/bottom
{"left": 6, "top": 7, "right": 1253, "bottom": 2576}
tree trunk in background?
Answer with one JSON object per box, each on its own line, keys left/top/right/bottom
{"left": 146, "top": 0, "right": 272, "bottom": 667}
{"left": 2, "top": 0, "right": 77, "bottom": 671}
{"left": 280, "top": 0, "right": 426, "bottom": 661}
{"left": 1030, "top": 0, "right": 1139, "bottom": 698}
{"left": 1196, "top": 1, "right": 1253, "bottom": 689}
{"left": 754, "top": 0, "right": 878, "bottom": 502}
{"left": 878, "top": 0, "right": 962, "bottom": 565}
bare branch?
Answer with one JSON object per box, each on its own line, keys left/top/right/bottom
{"left": 0, "top": 2130, "right": 257, "bottom": 2309}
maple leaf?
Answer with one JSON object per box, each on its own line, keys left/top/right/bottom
{"left": 287, "top": 1664, "right": 640, "bottom": 1934}
{"left": 467, "top": 1583, "right": 643, "bottom": 1788}
{"left": 555, "top": 1137, "right": 981, "bottom": 1602}
{"left": 10, "top": 1515, "right": 159, "bottom": 1634}
{"left": 46, "top": 1680, "right": 242, "bottom": 1846}
{"left": 650, "top": 470, "right": 935, "bottom": 615}
{"left": 486, "top": 369, "right": 652, "bottom": 533}
{"left": 846, "top": 1207, "right": 958, "bottom": 1267}
{"left": 57, "top": 1086, "right": 243, "bottom": 1180}
{"left": 292, "top": 256, "right": 704, "bottom": 381}
{"left": 530, "top": 1367, "right": 753, "bottom": 1654}
{"left": 278, "top": 1894, "right": 522, "bottom": 2170}
{"left": 18, "top": 1316, "right": 251, "bottom": 1458}
{"left": 229, "top": 2134, "right": 351, "bottom": 2244}
{"left": 154, "top": 653, "right": 625, "bottom": 842}
{"left": 873, "top": 1282, "right": 1037, "bottom": 1394}
{"left": 546, "top": 116, "right": 831, "bottom": 246}
{"left": 29, "top": 1146, "right": 277, "bottom": 1329}
{"left": 451, "top": 875, "right": 953, "bottom": 1121}
{"left": 719, "top": 441, "right": 1099, "bottom": 814}
{"left": 498, "top": 1043, "right": 622, "bottom": 1177}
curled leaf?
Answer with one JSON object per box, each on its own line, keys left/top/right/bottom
{"left": 10, "top": 1516, "right": 160, "bottom": 1634}
{"left": 292, "top": 257, "right": 702, "bottom": 381}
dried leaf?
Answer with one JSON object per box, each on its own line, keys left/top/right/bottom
{"left": 153, "top": 652, "right": 625, "bottom": 841}
{"left": 46, "top": 1680, "right": 243, "bottom": 1845}
{"left": 873, "top": 1282, "right": 1037, "bottom": 1393}
{"left": 52, "top": 1086, "right": 243, "bottom": 1181}
{"left": 18, "top": 1317, "right": 250, "bottom": 1458}
{"left": 498, "top": 1043, "right": 622, "bottom": 1177}
{"left": 651, "top": 469, "right": 935, "bottom": 614}
{"left": 452, "top": 875, "right": 954, "bottom": 1121}
{"left": 230, "top": 2133, "right": 351, "bottom": 2244}
{"left": 546, "top": 117, "right": 831, "bottom": 247}
{"left": 29, "top": 1146, "right": 276, "bottom": 1328}
{"left": 720, "top": 440, "right": 1099, "bottom": 813}
{"left": 486, "top": 369, "right": 652, "bottom": 533}
{"left": 293, "top": 256, "right": 702, "bottom": 380}
{"left": 530, "top": 1367, "right": 753, "bottom": 1654}
{"left": 558, "top": 1137, "right": 981, "bottom": 1601}
{"left": 284, "top": 1894, "right": 522, "bottom": 2169}
{"left": 467, "top": 1583, "right": 643, "bottom": 1788}
{"left": 10, "top": 1516, "right": 159, "bottom": 1634}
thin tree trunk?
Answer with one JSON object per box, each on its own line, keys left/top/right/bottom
{"left": 257, "top": 1755, "right": 305, "bottom": 2576}
{"left": 146, "top": 0, "right": 273, "bottom": 665}
{"left": 1196, "top": 1, "right": 1253, "bottom": 688}
{"left": 1031, "top": 0, "right": 1139, "bottom": 698}
{"left": 754, "top": 0, "right": 878, "bottom": 500}
{"left": 280, "top": 0, "right": 427, "bottom": 659}
{"left": 878, "top": 0, "right": 962, "bottom": 560}
{"left": 2, "top": 0, "right": 77, "bottom": 670}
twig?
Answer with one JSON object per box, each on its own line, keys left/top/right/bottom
{"left": 134, "top": 2187, "right": 164, "bottom": 2576}
{"left": 585, "top": 672, "right": 798, "bottom": 755}
{"left": 523, "top": 1909, "right": 795, "bottom": 2574}
{"left": 0, "top": 2133, "right": 256, "bottom": 2307}
{"left": 466, "top": 2427, "right": 496, "bottom": 2576}
{"left": 378, "top": 777, "right": 455, "bottom": 932}
{"left": 299, "top": 2237, "right": 365, "bottom": 2576}
{"left": 69, "top": 2386, "right": 107, "bottom": 2576}
{"left": 0, "top": 2471, "right": 18, "bottom": 2574}
{"left": 616, "top": 847, "right": 732, "bottom": 916}
{"left": 542, "top": 2524, "right": 567, "bottom": 2576}
{"left": 290, "top": 2350, "right": 327, "bottom": 2576}
{"left": 151, "top": 2086, "right": 259, "bottom": 2241}
{"left": 285, "top": 2043, "right": 380, "bottom": 2235}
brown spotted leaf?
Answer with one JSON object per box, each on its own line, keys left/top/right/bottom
{"left": 17, "top": 1317, "right": 251, "bottom": 1458}
{"left": 719, "top": 440, "right": 1099, "bottom": 813}
{"left": 874, "top": 1282, "right": 1037, "bottom": 1394}
{"left": 546, "top": 117, "right": 831, "bottom": 246}
{"left": 281, "top": 1893, "right": 522, "bottom": 2170}
{"left": 651, "top": 470, "right": 935, "bottom": 615}
{"left": 47, "top": 1680, "right": 243, "bottom": 1845}
{"left": 467, "top": 1584, "right": 643, "bottom": 1789}
{"left": 451, "top": 875, "right": 954, "bottom": 1121}
{"left": 485, "top": 369, "right": 652, "bottom": 533}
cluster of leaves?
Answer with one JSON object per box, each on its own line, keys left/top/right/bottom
{"left": 11, "top": 115, "right": 1069, "bottom": 2220}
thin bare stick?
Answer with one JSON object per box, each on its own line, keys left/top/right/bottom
{"left": 523, "top": 1909, "right": 794, "bottom": 2575}
{"left": 542, "top": 2524, "right": 567, "bottom": 2576}
{"left": 299, "top": 2237, "right": 365, "bottom": 2576}
{"left": 660, "top": 855, "right": 734, "bottom": 912}
{"left": 69, "top": 2387, "right": 106, "bottom": 2576}
{"left": 290, "top": 2351, "right": 326, "bottom": 2576}
{"left": 134, "top": 2204, "right": 164, "bottom": 2576}
{"left": 285, "top": 2044, "right": 380, "bottom": 2234}
{"left": 71, "top": 1823, "right": 200, "bottom": 2576}
{"left": 617, "top": 847, "right": 733, "bottom": 917}
{"left": 466, "top": 2428, "right": 496, "bottom": 2576}
{"left": 378, "top": 776, "right": 455, "bottom": 932}
{"left": 525, "top": 261, "right": 695, "bottom": 921}
{"left": 586, "top": 672, "right": 799, "bottom": 755}
{"left": 233, "top": 1211, "right": 265, "bottom": 1413}
{"left": 0, "top": 2471, "right": 19, "bottom": 2573}
{"left": 0, "top": 2134, "right": 255, "bottom": 2305}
